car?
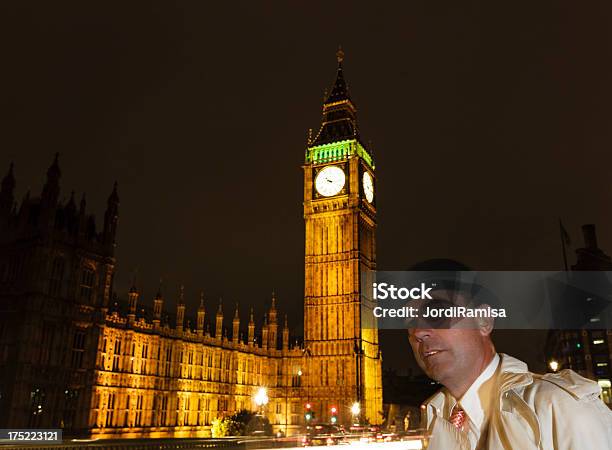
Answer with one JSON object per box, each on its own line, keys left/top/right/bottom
{"left": 301, "top": 424, "right": 347, "bottom": 446}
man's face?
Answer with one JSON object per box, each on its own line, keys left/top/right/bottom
{"left": 408, "top": 327, "right": 487, "bottom": 384}
{"left": 407, "top": 289, "right": 492, "bottom": 387}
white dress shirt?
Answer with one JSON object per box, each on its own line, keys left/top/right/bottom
{"left": 450, "top": 353, "right": 500, "bottom": 449}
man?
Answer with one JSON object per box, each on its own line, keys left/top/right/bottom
{"left": 406, "top": 261, "right": 612, "bottom": 450}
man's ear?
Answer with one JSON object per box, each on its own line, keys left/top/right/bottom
{"left": 476, "top": 304, "right": 494, "bottom": 336}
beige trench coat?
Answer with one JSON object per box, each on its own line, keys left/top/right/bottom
{"left": 422, "top": 353, "right": 612, "bottom": 450}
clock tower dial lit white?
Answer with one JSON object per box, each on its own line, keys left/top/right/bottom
{"left": 363, "top": 171, "right": 374, "bottom": 203}
{"left": 314, "top": 165, "right": 345, "bottom": 197}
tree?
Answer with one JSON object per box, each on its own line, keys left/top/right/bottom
{"left": 211, "top": 417, "right": 230, "bottom": 438}
{"left": 211, "top": 410, "right": 273, "bottom": 437}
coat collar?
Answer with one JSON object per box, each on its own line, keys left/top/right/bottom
{"left": 423, "top": 353, "right": 534, "bottom": 413}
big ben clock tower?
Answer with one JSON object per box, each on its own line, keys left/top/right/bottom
{"left": 303, "top": 49, "right": 382, "bottom": 425}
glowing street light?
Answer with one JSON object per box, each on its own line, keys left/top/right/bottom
{"left": 549, "top": 360, "right": 559, "bottom": 372}
{"left": 254, "top": 387, "right": 269, "bottom": 414}
{"left": 351, "top": 402, "right": 361, "bottom": 416}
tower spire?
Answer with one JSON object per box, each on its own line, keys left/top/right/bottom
{"left": 153, "top": 278, "right": 163, "bottom": 329}
{"left": 309, "top": 48, "right": 364, "bottom": 149}
{"left": 336, "top": 45, "right": 344, "bottom": 63}
{"left": 325, "top": 46, "right": 349, "bottom": 104}
{"left": 0, "top": 162, "right": 16, "bottom": 216}
{"left": 103, "top": 181, "right": 119, "bottom": 249}
{"left": 41, "top": 153, "right": 61, "bottom": 207}
{"left": 176, "top": 285, "right": 185, "bottom": 332}
{"left": 197, "top": 291, "right": 206, "bottom": 336}
{"left": 248, "top": 307, "right": 255, "bottom": 346}
{"left": 215, "top": 298, "right": 224, "bottom": 340}
{"left": 232, "top": 302, "right": 240, "bottom": 344}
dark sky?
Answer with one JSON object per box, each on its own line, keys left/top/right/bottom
{"left": 2, "top": 1, "right": 612, "bottom": 374}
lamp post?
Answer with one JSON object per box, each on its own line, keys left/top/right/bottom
{"left": 254, "top": 387, "right": 269, "bottom": 416}
{"left": 302, "top": 347, "right": 312, "bottom": 404}
{"left": 351, "top": 402, "right": 361, "bottom": 425}
{"left": 549, "top": 360, "right": 559, "bottom": 372}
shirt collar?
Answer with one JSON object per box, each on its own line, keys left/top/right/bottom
{"left": 455, "top": 353, "right": 500, "bottom": 431}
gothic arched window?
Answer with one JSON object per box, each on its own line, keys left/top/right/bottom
{"left": 79, "top": 267, "right": 96, "bottom": 303}
{"left": 49, "top": 257, "right": 65, "bottom": 297}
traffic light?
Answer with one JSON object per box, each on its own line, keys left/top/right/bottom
{"left": 305, "top": 402, "right": 313, "bottom": 422}
{"left": 330, "top": 406, "right": 338, "bottom": 424}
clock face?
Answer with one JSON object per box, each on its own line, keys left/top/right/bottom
{"left": 315, "top": 165, "right": 346, "bottom": 197}
{"left": 363, "top": 171, "right": 374, "bottom": 203}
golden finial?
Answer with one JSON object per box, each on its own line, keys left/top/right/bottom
{"left": 336, "top": 45, "right": 344, "bottom": 64}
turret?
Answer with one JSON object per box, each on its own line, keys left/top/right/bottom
{"left": 197, "top": 292, "right": 206, "bottom": 336}
{"left": 572, "top": 223, "right": 612, "bottom": 270}
{"left": 0, "top": 162, "right": 16, "bottom": 218}
{"left": 262, "top": 313, "right": 269, "bottom": 350}
{"left": 176, "top": 285, "right": 185, "bottom": 332}
{"left": 232, "top": 304, "right": 240, "bottom": 344}
{"left": 78, "top": 193, "right": 87, "bottom": 236}
{"left": 39, "top": 154, "right": 61, "bottom": 227}
{"left": 153, "top": 282, "right": 163, "bottom": 329}
{"left": 128, "top": 285, "right": 138, "bottom": 324}
{"left": 41, "top": 153, "right": 61, "bottom": 207}
{"left": 63, "top": 191, "right": 77, "bottom": 234}
{"left": 282, "top": 314, "right": 289, "bottom": 350}
{"left": 268, "top": 291, "right": 278, "bottom": 349}
{"left": 102, "top": 182, "right": 119, "bottom": 250}
{"left": 248, "top": 308, "right": 255, "bottom": 346}
{"left": 215, "top": 299, "right": 223, "bottom": 340}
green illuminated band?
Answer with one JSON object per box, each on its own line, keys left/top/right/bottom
{"left": 306, "top": 139, "right": 374, "bottom": 168}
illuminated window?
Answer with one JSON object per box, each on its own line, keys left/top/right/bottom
{"left": 593, "top": 339, "right": 605, "bottom": 345}
{"left": 112, "top": 339, "right": 121, "bottom": 371}
{"left": 160, "top": 395, "right": 168, "bottom": 425}
{"left": 106, "top": 393, "right": 115, "bottom": 427}
{"left": 135, "top": 395, "right": 143, "bottom": 426}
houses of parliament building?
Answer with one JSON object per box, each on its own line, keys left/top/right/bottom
{"left": 0, "top": 51, "right": 383, "bottom": 438}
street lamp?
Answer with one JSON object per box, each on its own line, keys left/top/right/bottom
{"left": 351, "top": 402, "right": 360, "bottom": 417}
{"left": 549, "top": 360, "right": 559, "bottom": 372}
{"left": 254, "top": 387, "right": 269, "bottom": 415}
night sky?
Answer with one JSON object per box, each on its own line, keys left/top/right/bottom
{"left": 2, "top": 1, "right": 612, "bottom": 374}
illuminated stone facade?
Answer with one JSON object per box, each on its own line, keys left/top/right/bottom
{"left": 0, "top": 52, "right": 382, "bottom": 437}
{"left": 89, "top": 293, "right": 305, "bottom": 438}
